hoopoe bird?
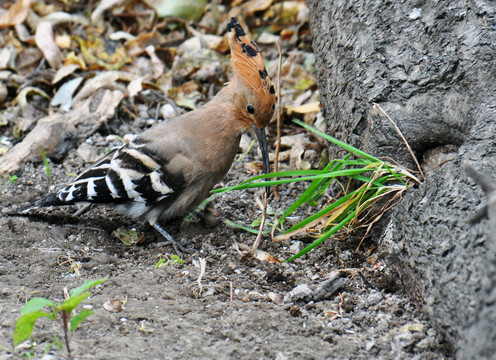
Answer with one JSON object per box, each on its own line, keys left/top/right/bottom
{"left": 18, "top": 18, "right": 276, "bottom": 254}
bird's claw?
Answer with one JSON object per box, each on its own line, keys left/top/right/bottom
{"left": 152, "top": 223, "right": 197, "bottom": 257}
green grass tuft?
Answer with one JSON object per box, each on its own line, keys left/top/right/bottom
{"left": 188, "top": 119, "right": 418, "bottom": 261}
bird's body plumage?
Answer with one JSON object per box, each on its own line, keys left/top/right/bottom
{"left": 19, "top": 18, "right": 275, "bottom": 250}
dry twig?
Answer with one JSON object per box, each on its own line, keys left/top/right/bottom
{"left": 373, "top": 103, "right": 424, "bottom": 179}
{"left": 273, "top": 38, "right": 283, "bottom": 199}
{"left": 197, "top": 257, "right": 206, "bottom": 298}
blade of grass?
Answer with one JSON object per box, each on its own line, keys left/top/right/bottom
{"left": 222, "top": 218, "right": 271, "bottom": 235}
{"left": 279, "top": 190, "right": 360, "bottom": 236}
{"left": 285, "top": 210, "right": 357, "bottom": 261}
{"left": 277, "top": 156, "right": 350, "bottom": 225}
{"left": 292, "top": 119, "right": 380, "bottom": 162}
{"left": 212, "top": 168, "right": 381, "bottom": 193}
{"left": 39, "top": 146, "right": 50, "bottom": 190}
{"left": 293, "top": 118, "right": 412, "bottom": 186}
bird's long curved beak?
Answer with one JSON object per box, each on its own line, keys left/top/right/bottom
{"left": 252, "top": 124, "right": 270, "bottom": 175}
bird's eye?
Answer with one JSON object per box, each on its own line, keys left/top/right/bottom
{"left": 246, "top": 104, "right": 255, "bottom": 115}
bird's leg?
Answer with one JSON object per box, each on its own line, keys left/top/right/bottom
{"left": 201, "top": 203, "right": 221, "bottom": 228}
{"left": 152, "top": 223, "right": 197, "bottom": 256}
{"left": 73, "top": 203, "right": 93, "bottom": 217}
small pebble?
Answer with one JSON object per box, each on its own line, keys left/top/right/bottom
{"left": 289, "top": 306, "right": 302, "bottom": 317}
{"left": 366, "top": 292, "right": 383, "bottom": 307}
{"left": 284, "top": 283, "right": 313, "bottom": 303}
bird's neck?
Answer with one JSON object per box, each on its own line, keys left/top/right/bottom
{"left": 202, "top": 81, "right": 250, "bottom": 134}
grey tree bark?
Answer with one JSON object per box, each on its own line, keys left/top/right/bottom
{"left": 307, "top": 1, "right": 496, "bottom": 358}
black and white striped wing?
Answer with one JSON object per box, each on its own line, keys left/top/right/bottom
{"left": 54, "top": 142, "right": 178, "bottom": 207}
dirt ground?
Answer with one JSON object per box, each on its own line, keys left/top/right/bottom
{"left": 0, "top": 1, "right": 458, "bottom": 358}
{"left": 0, "top": 123, "right": 452, "bottom": 359}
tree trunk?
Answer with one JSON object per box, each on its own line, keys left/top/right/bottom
{"left": 307, "top": 0, "right": 496, "bottom": 358}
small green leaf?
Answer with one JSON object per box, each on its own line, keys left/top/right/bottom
{"left": 13, "top": 311, "right": 51, "bottom": 346}
{"left": 69, "top": 277, "right": 108, "bottom": 298}
{"left": 58, "top": 293, "right": 90, "bottom": 314}
{"left": 20, "top": 298, "right": 55, "bottom": 316}
{"left": 251, "top": 218, "right": 261, "bottom": 227}
{"left": 156, "top": 254, "right": 184, "bottom": 268}
{"left": 169, "top": 254, "right": 184, "bottom": 265}
{"left": 155, "top": 258, "right": 166, "bottom": 269}
{"left": 7, "top": 174, "right": 18, "bottom": 182}
{"left": 69, "top": 309, "right": 93, "bottom": 332}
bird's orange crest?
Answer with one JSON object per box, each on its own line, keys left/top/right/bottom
{"left": 227, "top": 17, "right": 276, "bottom": 120}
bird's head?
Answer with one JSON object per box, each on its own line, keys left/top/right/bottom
{"left": 227, "top": 17, "right": 276, "bottom": 130}
{"left": 227, "top": 17, "right": 275, "bottom": 174}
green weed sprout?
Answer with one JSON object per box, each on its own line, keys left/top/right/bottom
{"left": 155, "top": 254, "right": 184, "bottom": 268}
{"left": 38, "top": 146, "right": 50, "bottom": 190}
{"left": 7, "top": 174, "right": 17, "bottom": 182}
{"left": 13, "top": 277, "right": 107, "bottom": 358}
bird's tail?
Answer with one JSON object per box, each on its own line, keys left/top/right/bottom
{"left": 9, "top": 193, "right": 69, "bottom": 215}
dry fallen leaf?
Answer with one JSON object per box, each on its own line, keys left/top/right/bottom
{"left": 268, "top": 292, "right": 283, "bottom": 305}
{"left": 280, "top": 29, "right": 295, "bottom": 42}
{"left": 125, "top": 30, "right": 156, "bottom": 57}
{"left": 127, "top": 76, "right": 143, "bottom": 98}
{"left": 35, "top": 21, "right": 63, "bottom": 69}
{"left": 103, "top": 298, "right": 126, "bottom": 312}
{"left": 146, "top": 0, "right": 207, "bottom": 21}
{"left": 235, "top": 242, "right": 280, "bottom": 263}
{"left": 145, "top": 45, "right": 165, "bottom": 79}
{"left": 179, "top": 34, "right": 228, "bottom": 53}
{"left": 244, "top": 161, "right": 264, "bottom": 175}
{"left": 286, "top": 102, "right": 320, "bottom": 115}
{"left": 0, "top": 83, "right": 7, "bottom": 104}
{"left": 64, "top": 51, "right": 87, "bottom": 69}
{"left": 50, "top": 77, "right": 84, "bottom": 112}
{"left": 42, "top": 11, "right": 89, "bottom": 27}
{"left": 73, "top": 34, "right": 129, "bottom": 70}
{"left": 16, "top": 48, "right": 43, "bottom": 73}
{"left": 73, "top": 71, "right": 138, "bottom": 103}
{"left": 242, "top": 0, "right": 275, "bottom": 14}
{"left": 0, "top": 47, "right": 13, "bottom": 68}
{"left": 55, "top": 34, "right": 72, "bottom": 49}
{"left": 52, "top": 64, "right": 80, "bottom": 84}
{"left": 264, "top": 1, "right": 308, "bottom": 23}
{"left": 256, "top": 32, "right": 280, "bottom": 45}
{"left": 14, "top": 86, "right": 50, "bottom": 109}
{"left": 0, "top": 0, "right": 31, "bottom": 28}
{"left": 279, "top": 133, "right": 310, "bottom": 148}
{"left": 113, "top": 227, "right": 145, "bottom": 246}
{"left": 289, "top": 137, "right": 310, "bottom": 170}
{"left": 14, "top": 22, "right": 32, "bottom": 42}
{"left": 91, "top": 0, "right": 127, "bottom": 28}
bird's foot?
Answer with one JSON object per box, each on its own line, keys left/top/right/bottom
{"left": 152, "top": 223, "right": 197, "bottom": 257}
{"left": 201, "top": 204, "right": 221, "bottom": 228}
